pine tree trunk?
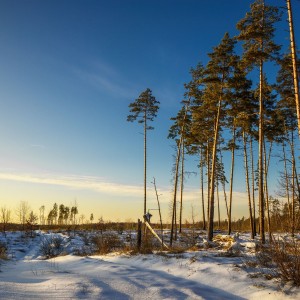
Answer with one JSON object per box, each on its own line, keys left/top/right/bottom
{"left": 179, "top": 140, "right": 185, "bottom": 233}
{"left": 217, "top": 181, "right": 221, "bottom": 230}
{"left": 287, "top": 0, "right": 300, "bottom": 137}
{"left": 228, "top": 127, "right": 236, "bottom": 235}
{"left": 208, "top": 90, "right": 223, "bottom": 241}
{"left": 170, "top": 142, "right": 181, "bottom": 247}
{"left": 282, "top": 141, "right": 291, "bottom": 219}
{"left": 292, "top": 152, "right": 295, "bottom": 237}
{"left": 250, "top": 137, "right": 257, "bottom": 236}
{"left": 263, "top": 141, "right": 272, "bottom": 240}
{"left": 206, "top": 142, "right": 211, "bottom": 224}
{"left": 153, "top": 178, "right": 164, "bottom": 246}
{"left": 200, "top": 148, "right": 206, "bottom": 230}
{"left": 289, "top": 131, "right": 296, "bottom": 237}
{"left": 170, "top": 104, "right": 189, "bottom": 246}
{"left": 220, "top": 150, "right": 229, "bottom": 220}
{"left": 144, "top": 114, "right": 147, "bottom": 215}
{"left": 243, "top": 131, "right": 254, "bottom": 239}
{"left": 258, "top": 57, "right": 265, "bottom": 243}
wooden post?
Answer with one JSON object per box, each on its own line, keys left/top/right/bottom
{"left": 137, "top": 219, "right": 142, "bottom": 251}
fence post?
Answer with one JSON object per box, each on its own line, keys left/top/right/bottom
{"left": 137, "top": 219, "right": 142, "bottom": 251}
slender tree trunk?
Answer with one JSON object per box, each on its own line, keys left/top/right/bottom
{"left": 207, "top": 142, "right": 211, "bottom": 224}
{"left": 153, "top": 177, "right": 164, "bottom": 246}
{"left": 250, "top": 137, "right": 257, "bottom": 236}
{"left": 290, "top": 139, "right": 300, "bottom": 204}
{"left": 292, "top": 150, "right": 295, "bottom": 237}
{"left": 259, "top": 59, "right": 265, "bottom": 243}
{"left": 208, "top": 86, "right": 224, "bottom": 241}
{"left": 200, "top": 148, "right": 206, "bottom": 230}
{"left": 287, "top": 0, "right": 300, "bottom": 137}
{"left": 282, "top": 141, "right": 291, "bottom": 219}
{"left": 170, "top": 104, "right": 189, "bottom": 246}
{"left": 228, "top": 127, "right": 236, "bottom": 235}
{"left": 170, "top": 142, "right": 181, "bottom": 246}
{"left": 293, "top": 161, "right": 300, "bottom": 205}
{"left": 289, "top": 130, "right": 296, "bottom": 236}
{"left": 179, "top": 140, "right": 185, "bottom": 233}
{"left": 243, "top": 131, "right": 254, "bottom": 239}
{"left": 217, "top": 180, "right": 221, "bottom": 229}
{"left": 263, "top": 141, "right": 272, "bottom": 240}
{"left": 220, "top": 150, "right": 229, "bottom": 220}
{"left": 175, "top": 175, "right": 178, "bottom": 240}
{"left": 257, "top": 1, "right": 266, "bottom": 243}
{"left": 144, "top": 114, "right": 147, "bottom": 215}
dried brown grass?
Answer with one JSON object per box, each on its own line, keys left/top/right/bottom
{"left": 0, "top": 241, "right": 7, "bottom": 260}
{"left": 91, "top": 233, "right": 124, "bottom": 254}
{"left": 270, "top": 238, "right": 300, "bottom": 286}
{"left": 255, "top": 236, "right": 300, "bottom": 286}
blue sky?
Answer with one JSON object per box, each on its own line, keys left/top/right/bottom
{"left": 0, "top": 0, "right": 299, "bottom": 223}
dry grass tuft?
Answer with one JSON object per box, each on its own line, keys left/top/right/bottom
{"left": 0, "top": 241, "right": 8, "bottom": 260}
{"left": 91, "top": 233, "right": 124, "bottom": 255}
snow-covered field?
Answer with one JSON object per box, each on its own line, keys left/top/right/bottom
{"left": 0, "top": 230, "right": 299, "bottom": 300}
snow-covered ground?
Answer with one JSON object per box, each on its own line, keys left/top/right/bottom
{"left": 0, "top": 230, "right": 299, "bottom": 300}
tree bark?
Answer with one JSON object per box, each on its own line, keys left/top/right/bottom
{"left": 258, "top": 57, "right": 265, "bottom": 243}
{"left": 170, "top": 104, "right": 189, "bottom": 246}
{"left": 258, "top": 0, "right": 266, "bottom": 243}
{"left": 153, "top": 178, "right": 164, "bottom": 246}
{"left": 228, "top": 127, "right": 236, "bottom": 235}
{"left": 200, "top": 148, "right": 206, "bottom": 230}
{"left": 220, "top": 150, "right": 229, "bottom": 221}
{"left": 243, "top": 131, "right": 254, "bottom": 239}
{"left": 170, "top": 142, "right": 180, "bottom": 246}
{"left": 250, "top": 137, "right": 257, "bottom": 236}
{"left": 179, "top": 140, "right": 185, "bottom": 233}
{"left": 206, "top": 141, "right": 211, "bottom": 224}
{"left": 287, "top": 0, "right": 300, "bottom": 138}
{"left": 282, "top": 141, "right": 291, "bottom": 219}
{"left": 289, "top": 131, "right": 296, "bottom": 236}
{"left": 208, "top": 91, "right": 223, "bottom": 241}
{"left": 217, "top": 180, "right": 221, "bottom": 230}
{"left": 144, "top": 113, "right": 147, "bottom": 215}
{"left": 263, "top": 141, "right": 272, "bottom": 240}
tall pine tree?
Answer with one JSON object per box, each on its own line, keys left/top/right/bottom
{"left": 236, "top": 0, "right": 281, "bottom": 243}
{"left": 127, "top": 88, "right": 160, "bottom": 215}
{"left": 203, "top": 32, "right": 238, "bottom": 241}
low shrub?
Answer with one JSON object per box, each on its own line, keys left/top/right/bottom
{"left": 254, "top": 236, "right": 300, "bottom": 286}
{"left": 179, "top": 231, "right": 198, "bottom": 248}
{"left": 40, "top": 235, "right": 65, "bottom": 258}
{"left": 270, "top": 238, "right": 300, "bottom": 286}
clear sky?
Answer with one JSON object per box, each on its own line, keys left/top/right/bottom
{"left": 0, "top": 0, "right": 299, "bottom": 223}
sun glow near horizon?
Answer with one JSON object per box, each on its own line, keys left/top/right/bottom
{"left": 0, "top": 170, "right": 251, "bottom": 224}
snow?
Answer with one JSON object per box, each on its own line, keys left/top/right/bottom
{"left": 0, "top": 230, "right": 299, "bottom": 299}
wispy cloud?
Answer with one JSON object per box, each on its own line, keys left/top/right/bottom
{"left": 30, "top": 144, "right": 45, "bottom": 149}
{"left": 0, "top": 171, "right": 202, "bottom": 203}
{"left": 0, "top": 171, "right": 249, "bottom": 218}
{"left": 0, "top": 172, "right": 143, "bottom": 196}
{"left": 72, "top": 60, "right": 138, "bottom": 99}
